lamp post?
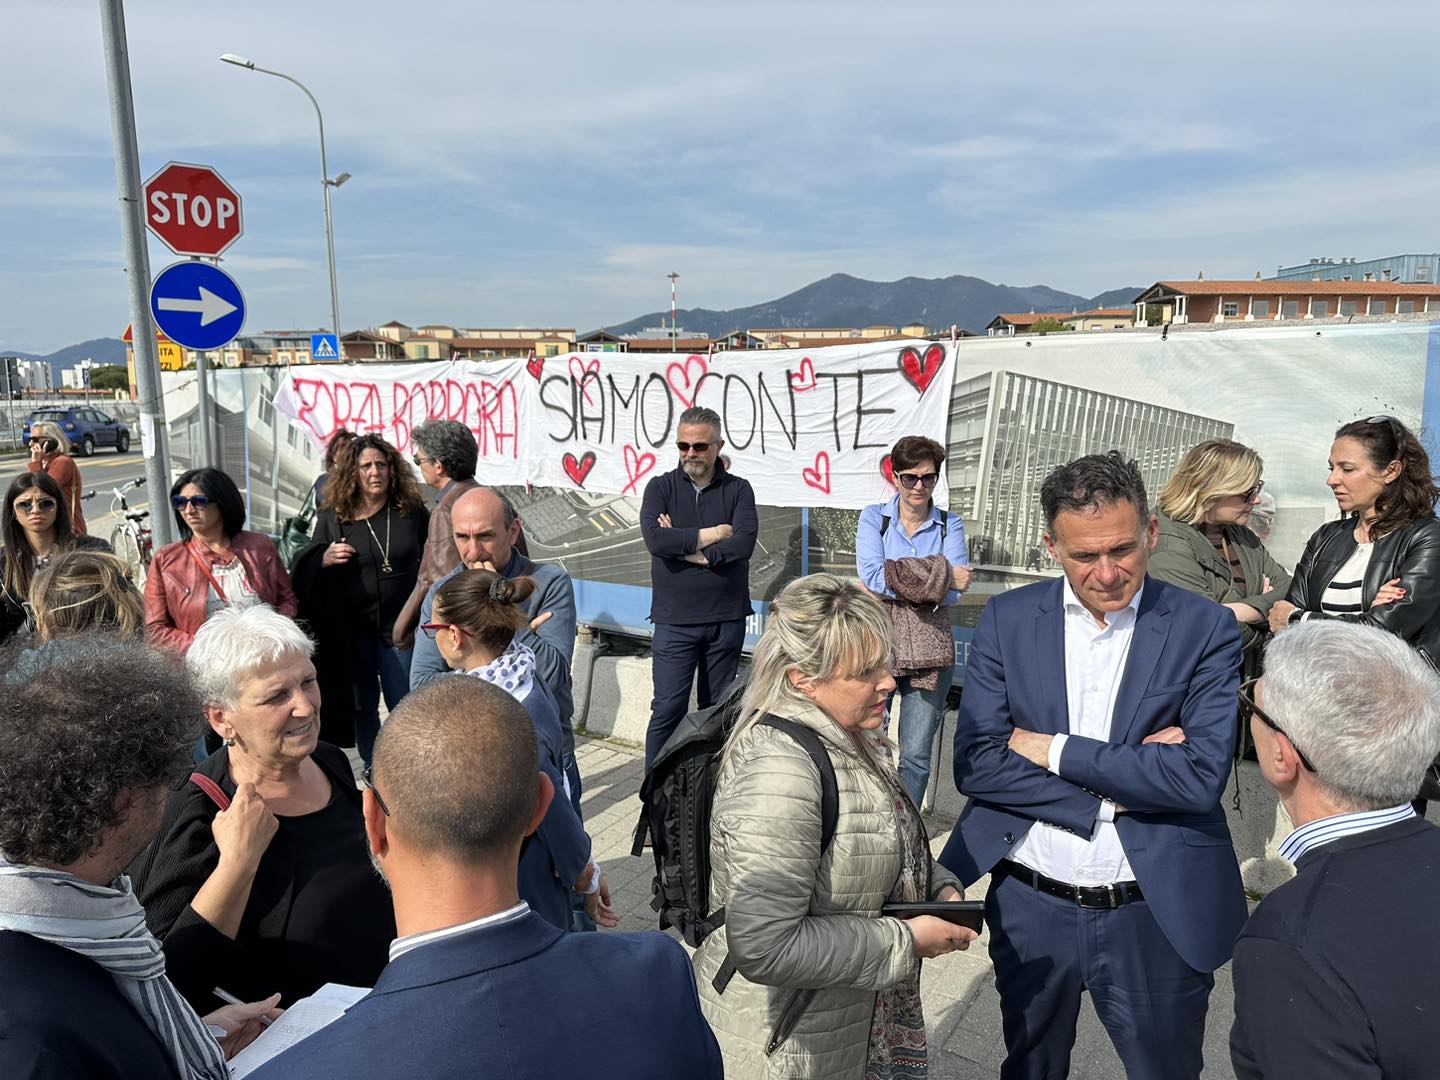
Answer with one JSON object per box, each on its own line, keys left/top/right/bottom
{"left": 220, "top": 53, "right": 347, "bottom": 357}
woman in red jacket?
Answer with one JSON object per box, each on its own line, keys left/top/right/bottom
{"left": 144, "top": 467, "right": 297, "bottom": 653}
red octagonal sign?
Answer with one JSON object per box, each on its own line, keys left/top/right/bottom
{"left": 144, "top": 161, "right": 243, "bottom": 257}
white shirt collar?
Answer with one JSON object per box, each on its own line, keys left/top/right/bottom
{"left": 1277, "top": 803, "right": 1416, "bottom": 863}
{"left": 1061, "top": 577, "right": 1144, "bottom": 629}
{"left": 388, "top": 901, "right": 530, "bottom": 962}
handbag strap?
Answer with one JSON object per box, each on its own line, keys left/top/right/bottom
{"left": 188, "top": 772, "right": 231, "bottom": 811}
{"left": 185, "top": 540, "right": 230, "bottom": 604}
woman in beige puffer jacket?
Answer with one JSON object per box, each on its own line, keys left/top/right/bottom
{"left": 693, "top": 574, "right": 977, "bottom": 1079}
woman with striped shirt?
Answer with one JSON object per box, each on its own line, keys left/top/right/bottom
{"left": 1270, "top": 416, "right": 1440, "bottom": 661}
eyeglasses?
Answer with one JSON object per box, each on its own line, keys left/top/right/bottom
{"left": 420, "top": 622, "right": 473, "bottom": 640}
{"left": 1238, "top": 678, "right": 1316, "bottom": 772}
{"left": 13, "top": 498, "right": 57, "bottom": 513}
{"left": 676, "top": 441, "right": 711, "bottom": 454}
{"left": 896, "top": 472, "right": 940, "bottom": 491}
{"left": 362, "top": 764, "right": 391, "bottom": 816}
{"left": 171, "top": 495, "right": 211, "bottom": 510}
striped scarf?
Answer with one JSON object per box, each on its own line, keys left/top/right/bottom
{"left": 0, "top": 859, "right": 228, "bottom": 1080}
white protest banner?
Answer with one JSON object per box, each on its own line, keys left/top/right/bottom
{"left": 272, "top": 342, "right": 954, "bottom": 507}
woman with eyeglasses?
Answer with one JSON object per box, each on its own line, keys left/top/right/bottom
{"left": 143, "top": 467, "right": 297, "bottom": 653}
{"left": 130, "top": 605, "right": 394, "bottom": 1013}
{"left": 855, "top": 435, "right": 971, "bottom": 809}
{"left": 26, "top": 420, "right": 87, "bottom": 536}
{"left": 0, "top": 472, "right": 111, "bottom": 643}
{"left": 292, "top": 433, "right": 428, "bottom": 765}
{"left": 426, "top": 567, "right": 616, "bottom": 931}
{"left": 1151, "top": 439, "right": 1291, "bottom": 679}
{"left": 1270, "top": 416, "right": 1440, "bottom": 649}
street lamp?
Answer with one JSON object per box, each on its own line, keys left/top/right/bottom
{"left": 220, "top": 53, "right": 344, "bottom": 356}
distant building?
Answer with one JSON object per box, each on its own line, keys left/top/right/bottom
{"left": 1, "top": 356, "right": 51, "bottom": 393}
{"left": 1273, "top": 254, "right": 1440, "bottom": 285}
{"left": 985, "top": 313, "right": 1073, "bottom": 336}
{"left": 342, "top": 331, "right": 406, "bottom": 362}
{"left": 577, "top": 330, "right": 628, "bottom": 353}
{"left": 625, "top": 336, "right": 713, "bottom": 353}
{"left": 1061, "top": 308, "right": 1134, "bottom": 332}
{"left": 61, "top": 358, "right": 105, "bottom": 389}
{"left": 1132, "top": 280, "right": 1440, "bottom": 325}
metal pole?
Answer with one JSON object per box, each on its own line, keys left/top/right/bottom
{"left": 195, "top": 344, "right": 215, "bottom": 466}
{"left": 99, "top": 0, "right": 175, "bottom": 547}
{"left": 2, "top": 359, "right": 12, "bottom": 451}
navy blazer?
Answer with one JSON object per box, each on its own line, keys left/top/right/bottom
{"left": 938, "top": 575, "right": 1248, "bottom": 972}
{"left": 248, "top": 911, "right": 724, "bottom": 1080}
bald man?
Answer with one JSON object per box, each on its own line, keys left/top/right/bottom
{"left": 248, "top": 677, "right": 722, "bottom": 1080}
{"left": 409, "top": 487, "right": 580, "bottom": 800}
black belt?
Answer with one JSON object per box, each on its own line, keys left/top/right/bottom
{"left": 996, "top": 859, "right": 1144, "bottom": 910}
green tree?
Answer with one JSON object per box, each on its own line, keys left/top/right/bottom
{"left": 88, "top": 365, "right": 129, "bottom": 392}
{"left": 1029, "top": 317, "right": 1071, "bottom": 334}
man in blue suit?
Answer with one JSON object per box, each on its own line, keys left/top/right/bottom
{"left": 251, "top": 675, "right": 723, "bottom": 1080}
{"left": 939, "top": 451, "right": 1247, "bottom": 1080}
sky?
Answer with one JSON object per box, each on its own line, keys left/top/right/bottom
{"left": 3, "top": 0, "right": 1436, "bottom": 353}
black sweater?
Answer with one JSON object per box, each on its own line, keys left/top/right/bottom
{"left": 128, "top": 741, "right": 395, "bottom": 1012}
{"left": 639, "top": 463, "right": 758, "bottom": 625}
{"left": 1230, "top": 817, "right": 1440, "bottom": 1079}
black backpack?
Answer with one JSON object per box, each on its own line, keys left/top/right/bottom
{"left": 631, "top": 680, "right": 839, "bottom": 954}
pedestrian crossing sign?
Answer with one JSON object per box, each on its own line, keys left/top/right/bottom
{"left": 311, "top": 333, "right": 340, "bottom": 361}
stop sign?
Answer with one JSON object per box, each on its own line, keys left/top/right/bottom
{"left": 144, "top": 161, "right": 243, "bottom": 257}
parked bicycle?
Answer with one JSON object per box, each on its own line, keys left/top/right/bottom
{"left": 81, "top": 477, "right": 152, "bottom": 587}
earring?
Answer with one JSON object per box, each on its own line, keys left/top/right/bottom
{"left": 223, "top": 737, "right": 236, "bottom": 748}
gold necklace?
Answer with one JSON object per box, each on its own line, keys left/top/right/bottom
{"left": 363, "top": 506, "right": 393, "bottom": 573}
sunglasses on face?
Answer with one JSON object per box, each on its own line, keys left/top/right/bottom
{"left": 896, "top": 472, "right": 940, "bottom": 491}
{"left": 171, "top": 495, "right": 211, "bottom": 510}
{"left": 14, "top": 497, "right": 57, "bottom": 513}
{"left": 412, "top": 454, "right": 431, "bottom": 466}
{"left": 1233, "top": 480, "right": 1264, "bottom": 502}
{"left": 362, "top": 764, "right": 391, "bottom": 817}
{"left": 1238, "top": 678, "right": 1316, "bottom": 772}
{"left": 676, "top": 442, "right": 711, "bottom": 454}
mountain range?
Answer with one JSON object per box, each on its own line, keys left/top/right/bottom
{"left": 8, "top": 273, "right": 1144, "bottom": 369}
{"left": 601, "top": 273, "right": 1143, "bottom": 338}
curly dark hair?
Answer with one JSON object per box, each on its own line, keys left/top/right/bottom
{"left": 0, "top": 634, "right": 201, "bottom": 866}
{"left": 1334, "top": 416, "right": 1440, "bottom": 540}
{"left": 3, "top": 471, "right": 75, "bottom": 607}
{"left": 321, "top": 433, "right": 424, "bottom": 521}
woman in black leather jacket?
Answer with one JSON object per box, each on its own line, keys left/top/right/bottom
{"left": 1269, "top": 415, "right": 1440, "bottom": 661}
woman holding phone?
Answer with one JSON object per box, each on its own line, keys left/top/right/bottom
{"left": 26, "top": 421, "right": 86, "bottom": 536}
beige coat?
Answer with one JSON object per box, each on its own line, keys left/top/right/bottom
{"left": 693, "top": 699, "right": 962, "bottom": 1079}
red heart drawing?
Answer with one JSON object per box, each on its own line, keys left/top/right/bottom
{"left": 898, "top": 343, "right": 945, "bottom": 395}
{"left": 569, "top": 355, "right": 602, "bottom": 405}
{"left": 665, "top": 354, "right": 709, "bottom": 409}
{"left": 789, "top": 356, "right": 816, "bottom": 392}
{"left": 802, "top": 451, "right": 831, "bottom": 495}
{"left": 880, "top": 455, "right": 894, "bottom": 485}
{"left": 526, "top": 354, "right": 545, "bottom": 380}
{"left": 562, "top": 450, "right": 596, "bottom": 487}
{"left": 622, "top": 444, "right": 657, "bottom": 496}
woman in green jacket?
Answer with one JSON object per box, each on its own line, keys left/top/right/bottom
{"left": 1151, "top": 439, "right": 1291, "bottom": 675}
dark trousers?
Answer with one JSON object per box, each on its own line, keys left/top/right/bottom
{"left": 986, "top": 870, "right": 1214, "bottom": 1080}
{"left": 645, "top": 619, "right": 746, "bottom": 769}
{"left": 356, "top": 639, "right": 412, "bottom": 767}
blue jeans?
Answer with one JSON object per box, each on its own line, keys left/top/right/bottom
{"left": 356, "top": 639, "right": 412, "bottom": 766}
{"left": 894, "top": 667, "right": 954, "bottom": 808}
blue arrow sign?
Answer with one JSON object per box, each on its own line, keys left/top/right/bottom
{"left": 149, "top": 260, "right": 246, "bottom": 351}
{"left": 311, "top": 333, "right": 339, "bottom": 360}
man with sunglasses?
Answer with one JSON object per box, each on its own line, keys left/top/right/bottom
{"left": 1230, "top": 621, "right": 1440, "bottom": 1080}
{"left": 639, "top": 406, "right": 758, "bottom": 770}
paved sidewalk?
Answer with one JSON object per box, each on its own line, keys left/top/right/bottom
{"left": 575, "top": 733, "right": 1240, "bottom": 1080}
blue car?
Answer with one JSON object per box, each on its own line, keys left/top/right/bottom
{"left": 23, "top": 407, "right": 131, "bottom": 456}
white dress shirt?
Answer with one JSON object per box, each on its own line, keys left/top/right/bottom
{"left": 389, "top": 901, "right": 530, "bottom": 962}
{"left": 1008, "top": 579, "right": 1142, "bottom": 886}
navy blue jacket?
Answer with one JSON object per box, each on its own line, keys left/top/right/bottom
{"left": 1231, "top": 817, "right": 1440, "bottom": 1079}
{"left": 0, "top": 930, "right": 179, "bottom": 1079}
{"left": 938, "top": 575, "right": 1248, "bottom": 973}
{"left": 248, "top": 911, "right": 724, "bottom": 1080}
{"left": 640, "top": 462, "right": 757, "bottom": 625}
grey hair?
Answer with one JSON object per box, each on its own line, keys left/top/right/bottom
{"left": 186, "top": 605, "right": 316, "bottom": 707}
{"left": 1263, "top": 621, "right": 1440, "bottom": 809}
{"left": 728, "top": 573, "right": 893, "bottom": 761}
{"left": 412, "top": 419, "right": 478, "bottom": 482}
{"left": 1040, "top": 451, "right": 1148, "bottom": 529}
{"left": 678, "top": 406, "right": 722, "bottom": 436}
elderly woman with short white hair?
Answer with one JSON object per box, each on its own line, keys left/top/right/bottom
{"left": 130, "top": 605, "right": 394, "bottom": 1012}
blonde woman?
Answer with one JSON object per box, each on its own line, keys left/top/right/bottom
{"left": 1151, "top": 439, "right": 1291, "bottom": 670}
{"left": 29, "top": 550, "right": 144, "bottom": 641}
{"left": 693, "top": 573, "right": 975, "bottom": 1080}
{"left": 26, "top": 421, "right": 86, "bottom": 536}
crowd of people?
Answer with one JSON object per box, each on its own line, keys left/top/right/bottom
{"left": 0, "top": 408, "right": 1437, "bottom": 1079}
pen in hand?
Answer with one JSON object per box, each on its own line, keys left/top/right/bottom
{"left": 213, "top": 986, "right": 275, "bottom": 1026}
